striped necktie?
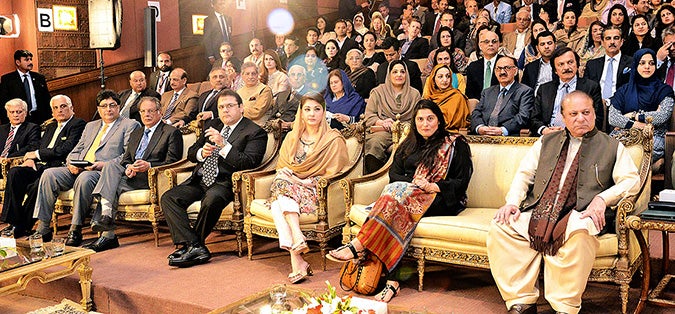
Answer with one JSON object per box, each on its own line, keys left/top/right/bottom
{"left": 1, "top": 126, "right": 16, "bottom": 157}
{"left": 163, "top": 93, "right": 180, "bottom": 120}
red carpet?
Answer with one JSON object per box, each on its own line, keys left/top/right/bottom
{"left": 1, "top": 217, "right": 674, "bottom": 313}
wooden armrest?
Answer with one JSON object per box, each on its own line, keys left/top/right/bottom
{"left": 341, "top": 151, "right": 394, "bottom": 224}
{"left": 520, "top": 129, "right": 531, "bottom": 137}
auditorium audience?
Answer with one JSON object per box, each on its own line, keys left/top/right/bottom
{"left": 270, "top": 93, "right": 348, "bottom": 283}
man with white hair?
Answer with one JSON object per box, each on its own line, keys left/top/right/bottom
{"left": 0, "top": 98, "right": 40, "bottom": 160}
{"left": 0, "top": 95, "right": 85, "bottom": 237}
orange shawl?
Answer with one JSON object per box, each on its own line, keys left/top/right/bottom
{"left": 422, "top": 64, "right": 470, "bottom": 130}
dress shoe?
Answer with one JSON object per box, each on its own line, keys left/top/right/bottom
{"left": 508, "top": 303, "right": 536, "bottom": 314}
{"left": 91, "top": 215, "right": 115, "bottom": 232}
{"left": 65, "top": 230, "right": 83, "bottom": 246}
{"left": 1, "top": 225, "right": 15, "bottom": 237}
{"left": 167, "top": 244, "right": 188, "bottom": 260}
{"left": 168, "top": 243, "right": 211, "bottom": 267}
{"left": 84, "top": 236, "right": 119, "bottom": 252}
{"left": 31, "top": 230, "right": 53, "bottom": 243}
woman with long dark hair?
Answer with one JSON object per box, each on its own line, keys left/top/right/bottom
{"left": 423, "top": 26, "right": 468, "bottom": 77}
{"left": 578, "top": 20, "right": 606, "bottom": 77}
{"left": 259, "top": 49, "right": 290, "bottom": 97}
{"left": 607, "top": 4, "right": 630, "bottom": 39}
{"left": 323, "top": 39, "right": 345, "bottom": 72}
{"left": 327, "top": 99, "right": 473, "bottom": 302}
{"left": 653, "top": 5, "right": 675, "bottom": 46}
{"left": 518, "top": 20, "right": 549, "bottom": 68}
{"left": 622, "top": 15, "right": 657, "bottom": 57}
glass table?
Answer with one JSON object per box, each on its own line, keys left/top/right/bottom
{"left": 0, "top": 240, "right": 95, "bottom": 311}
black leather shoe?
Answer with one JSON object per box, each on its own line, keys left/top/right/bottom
{"left": 508, "top": 303, "right": 537, "bottom": 314}
{"left": 31, "top": 230, "right": 53, "bottom": 243}
{"left": 168, "top": 243, "right": 211, "bottom": 267}
{"left": 167, "top": 244, "right": 188, "bottom": 260}
{"left": 91, "top": 215, "right": 115, "bottom": 232}
{"left": 1, "top": 225, "right": 15, "bottom": 237}
{"left": 65, "top": 230, "right": 83, "bottom": 246}
{"left": 84, "top": 236, "right": 119, "bottom": 252}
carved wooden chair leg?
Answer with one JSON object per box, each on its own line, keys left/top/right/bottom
{"left": 416, "top": 247, "right": 426, "bottom": 292}
{"left": 151, "top": 221, "right": 160, "bottom": 247}
{"left": 620, "top": 281, "right": 629, "bottom": 314}
{"left": 236, "top": 230, "right": 243, "bottom": 257}
{"left": 52, "top": 211, "right": 58, "bottom": 235}
{"left": 245, "top": 226, "right": 254, "bottom": 260}
{"left": 320, "top": 239, "right": 328, "bottom": 271}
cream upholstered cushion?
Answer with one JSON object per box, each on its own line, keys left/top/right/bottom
{"left": 118, "top": 189, "right": 151, "bottom": 205}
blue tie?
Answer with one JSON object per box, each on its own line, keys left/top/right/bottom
{"left": 135, "top": 129, "right": 151, "bottom": 160}
{"left": 603, "top": 58, "right": 614, "bottom": 99}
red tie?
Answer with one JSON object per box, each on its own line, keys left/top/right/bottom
{"left": 433, "top": 14, "right": 441, "bottom": 35}
{"left": 667, "top": 62, "right": 675, "bottom": 87}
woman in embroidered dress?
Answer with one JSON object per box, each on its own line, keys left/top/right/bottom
{"left": 609, "top": 48, "right": 674, "bottom": 168}
{"left": 423, "top": 64, "right": 470, "bottom": 131}
{"left": 269, "top": 93, "right": 349, "bottom": 284}
{"left": 327, "top": 99, "right": 473, "bottom": 302}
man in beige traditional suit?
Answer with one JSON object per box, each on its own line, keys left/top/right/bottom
{"left": 160, "top": 68, "right": 198, "bottom": 128}
{"left": 502, "top": 9, "right": 531, "bottom": 62}
{"left": 236, "top": 62, "right": 273, "bottom": 126}
{"left": 486, "top": 91, "right": 640, "bottom": 314}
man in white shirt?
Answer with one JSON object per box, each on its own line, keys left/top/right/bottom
{"left": 585, "top": 26, "right": 632, "bottom": 104}
{"left": 148, "top": 53, "right": 173, "bottom": 95}
{"left": 243, "top": 38, "right": 264, "bottom": 67}
{"left": 503, "top": 10, "right": 531, "bottom": 61}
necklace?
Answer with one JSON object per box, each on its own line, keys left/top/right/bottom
{"left": 296, "top": 138, "right": 315, "bottom": 163}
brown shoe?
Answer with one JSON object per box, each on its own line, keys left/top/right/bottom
{"left": 508, "top": 303, "right": 536, "bottom": 314}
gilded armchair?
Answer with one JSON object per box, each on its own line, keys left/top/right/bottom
{"left": 243, "top": 122, "right": 366, "bottom": 270}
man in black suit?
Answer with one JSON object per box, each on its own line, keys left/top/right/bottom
{"left": 203, "top": 0, "right": 233, "bottom": 64}
{"left": 376, "top": 37, "right": 424, "bottom": 93}
{"left": 584, "top": 26, "right": 632, "bottom": 102}
{"left": 424, "top": 0, "right": 450, "bottom": 36}
{"left": 430, "top": 10, "right": 466, "bottom": 51}
{"left": 306, "top": 27, "right": 326, "bottom": 60}
{"left": 530, "top": 47, "right": 604, "bottom": 136}
{"left": 0, "top": 50, "right": 51, "bottom": 125}
{"left": 335, "top": 19, "right": 359, "bottom": 61}
{"left": 148, "top": 52, "right": 173, "bottom": 96}
{"left": 86, "top": 97, "right": 183, "bottom": 252}
{"left": 521, "top": 31, "right": 557, "bottom": 94}
{"left": 400, "top": 18, "right": 429, "bottom": 60}
{"left": 465, "top": 28, "right": 501, "bottom": 103}
{"left": 193, "top": 68, "right": 229, "bottom": 123}
{"left": 161, "top": 89, "right": 267, "bottom": 267}
{"left": 471, "top": 56, "right": 534, "bottom": 136}
{"left": 541, "top": 0, "right": 580, "bottom": 23}
{"left": 117, "top": 71, "right": 161, "bottom": 123}
{"left": 0, "top": 98, "right": 40, "bottom": 159}
{"left": 0, "top": 95, "right": 84, "bottom": 238}
{"left": 378, "top": 3, "right": 397, "bottom": 29}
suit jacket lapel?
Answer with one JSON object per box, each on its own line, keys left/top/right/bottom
{"left": 143, "top": 123, "right": 165, "bottom": 159}
{"left": 225, "top": 119, "right": 245, "bottom": 145}
{"left": 40, "top": 122, "right": 58, "bottom": 148}
{"left": 99, "top": 119, "right": 122, "bottom": 148}
{"left": 499, "top": 85, "right": 516, "bottom": 114}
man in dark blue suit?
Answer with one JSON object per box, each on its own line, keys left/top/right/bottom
{"left": 0, "top": 98, "right": 40, "bottom": 159}
{"left": 0, "top": 50, "right": 51, "bottom": 125}
{"left": 161, "top": 89, "right": 267, "bottom": 267}
{"left": 203, "top": 0, "right": 233, "bottom": 64}
{"left": 0, "top": 95, "right": 85, "bottom": 238}
{"left": 464, "top": 27, "right": 501, "bottom": 104}
{"left": 584, "top": 26, "right": 632, "bottom": 102}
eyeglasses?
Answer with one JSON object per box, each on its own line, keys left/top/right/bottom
{"left": 480, "top": 39, "right": 499, "bottom": 45}
{"left": 139, "top": 109, "right": 159, "bottom": 114}
{"left": 218, "top": 103, "right": 239, "bottom": 109}
{"left": 495, "top": 65, "right": 516, "bottom": 72}
{"left": 97, "top": 103, "right": 119, "bottom": 108}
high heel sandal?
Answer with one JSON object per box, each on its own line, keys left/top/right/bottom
{"left": 374, "top": 283, "right": 400, "bottom": 303}
{"left": 288, "top": 263, "right": 313, "bottom": 284}
{"left": 291, "top": 241, "right": 309, "bottom": 254}
{"left": 326, "top": 242, "right": 363, "bottom": 263}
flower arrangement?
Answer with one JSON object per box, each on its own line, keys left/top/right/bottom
{"left": 293, "top": 281, "right": 378, "bottom": 314}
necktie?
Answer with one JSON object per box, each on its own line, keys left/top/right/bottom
{"left": 433, "top": 14, "right": 441, "bottom": 36}
{"left": 23, "top": 74, "right": 34, "bottom": 112}
{"left": 120, "top": 92, "right": 138, "bottom": 118}
{"left": 135, "top": 129, "right": 151, "bottom": 160}
{"left": 552, "top": 83, "right": 570, "bottom": 127}
{"left": 667, "top": 61, "right": 675, "bottom": 87}
{"left": 484, "top": 60, "right": 492, "bottom": 89}
{"left": 602, "top": 58, "right": 615, "bottom": 99}
{"left": 47, "top": 123, "right": 63, "bottom": 149}
{"left": 1, "top": 126, "right": 16, "bottom": 157}
{"left": 84, "top": 123, "right": 109, "bottom": 162}
{"left": 157, "top": 73, "right": 167, "bottom": 93}
{"left": 489, "top": 88, "right": 506, "bottom": 126}
{"left": 201, "top": 126, "right": 231, "bottom": 187}
{"left": 203, "top": 89, "right": 219, "bottom": 112}
{"left": 163, "top": 93, "right": 180, "bottom": 120}
{"left": 219, "top": 14, "right": 229, "bottom": 41}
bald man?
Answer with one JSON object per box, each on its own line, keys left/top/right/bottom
{"left": 117, "top": 71, "right": 160, "bottom": 123}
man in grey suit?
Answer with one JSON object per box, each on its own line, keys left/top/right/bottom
{"left": 32, "top": 90, "right": 140, "bottom": 245}
{"left": 471, "top": 55, "right": 534, "bottom": 136}
{"left": 84, "top": 97, "right": 183, "bottom": 252}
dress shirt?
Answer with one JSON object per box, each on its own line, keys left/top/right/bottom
{"left": 514, "top": 30, "right": 528, "bottom": 60}
{"left": 18, "top": 70, "right": 36, "bottom": 112}
{"left": 543, "top": 77, "right": 577, "bottom": 135}
{"left": 483, "top": 56, "right": 497, "bottom": 80}
{"left": 599, "top": 53, "right": 621, "bottom": 99}
{"left": 535, "top": 60, "right": 553, "bottom": 94}
{"left": 504, "top": 135, "right": 640, "bottom": 208}
{"left": 35, "top": 116, "right": 73, "bottom": 160}
{"left": 196, "top": 116, "right": 243, "bottom": 162}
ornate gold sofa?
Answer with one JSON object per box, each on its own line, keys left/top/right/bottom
{"left": 52, "top": 126, "right": 199, "bottom": 246}
{"left": 162, "top": 120, "right": 283, "bottom": 257}
{"left": 243, "top": 122, "right": 366, "bottom": 270}
{"left": 341, "top": 128, "right": 653, "bottom": 314}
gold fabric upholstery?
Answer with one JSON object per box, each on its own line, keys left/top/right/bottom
{"left": 341, "top": 128, "right": 653, "bottom": 313}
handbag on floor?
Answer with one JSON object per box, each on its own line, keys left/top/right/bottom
{"left": 339, "top": 252, "right": 383, "bottom": 295}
